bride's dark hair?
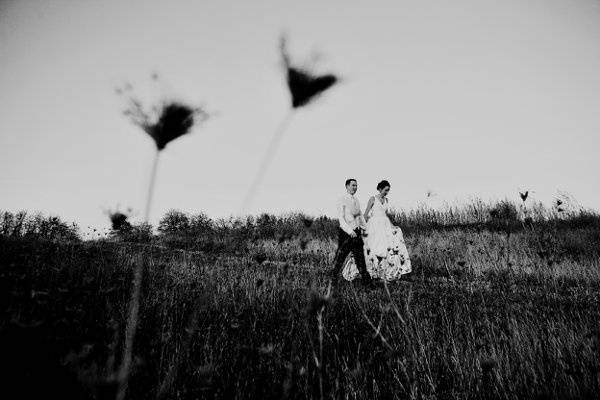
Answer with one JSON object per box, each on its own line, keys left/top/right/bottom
{"left": 376, "top": 180, "right": 391, "bottom": 191}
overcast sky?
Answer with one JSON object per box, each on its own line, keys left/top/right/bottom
{"left": 1, "top": 0, "right": 599, "bottom": 231}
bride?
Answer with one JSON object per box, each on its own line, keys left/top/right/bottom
{"left": 343, "top": 180, "right": 412, "bottom": 281}
{"left": 364, "top": 180, "right": 411, "bottom": 280}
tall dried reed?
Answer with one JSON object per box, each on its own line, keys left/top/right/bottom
{"left": 114, "top": 76, "right": 210, "bottom": 400}
{"left": 241, "top": 35, "right": 338, "bottom": 213}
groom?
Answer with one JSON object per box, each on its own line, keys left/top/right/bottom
{"left": 331, "top": 179, "right": 373, "bottom": 286}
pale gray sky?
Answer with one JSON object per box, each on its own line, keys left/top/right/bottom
{"left": 1, "top": 0, "right": 599, "bottom": 231}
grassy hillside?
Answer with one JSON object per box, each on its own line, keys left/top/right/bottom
{"left": 1, "top": 205, "right": 600, "bottom": 399}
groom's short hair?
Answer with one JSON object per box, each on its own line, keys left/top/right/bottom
{"left": 345, "top": 178, "right": 357, "bottom": 187}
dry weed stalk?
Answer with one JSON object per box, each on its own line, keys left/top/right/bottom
{"left": 113, "top": 77, "right": 210, "bottom": 400}
{"left": 241, "top": 35, "right": 338, "bottom": 213}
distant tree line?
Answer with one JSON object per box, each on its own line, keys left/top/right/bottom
{"left": 0, "top": 211, "right": 79, "bottom": 242}
{"left": 3, "top": 199, "right": 599, "bottom": 247}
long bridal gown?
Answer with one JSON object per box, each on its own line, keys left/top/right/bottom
{"left": 366, "top": 197, "right": 394, "bottom": 258}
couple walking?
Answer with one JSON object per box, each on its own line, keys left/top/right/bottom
{"left": 331, "top": 178, "right": 412, "bottom": 286}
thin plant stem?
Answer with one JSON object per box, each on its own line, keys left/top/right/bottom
{"left": 116, "top": 253, "right": 144, "bottom": 400}
{"left": 145, "top": 150, "right": 160, "bottom": 223}
{"left": 241, "top": 110, "right": 294, "bottom": 214}
{"left": 116, "top": 148, "right": 158, "bottom": 400}
{"left": 317, "top": 311, "right": 324, "bottom": 400}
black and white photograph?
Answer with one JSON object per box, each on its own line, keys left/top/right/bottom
{"left": 1, "top": 0, "right": 599, "bottom": 399}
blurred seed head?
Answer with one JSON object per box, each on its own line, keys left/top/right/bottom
{"left": 519, "top": 191, "right": 528, "bottom": 202}
{"left": 108, "top": 211, "right": 132, "bottom": 233}
{"left": 118, "top": 81, "right": 210, "bottom": 151}
{"left": 144, "top": 102, "right": 208, "bottom": 150}
{"left": 280, "top": 35, "right": 338, "bottom": 108}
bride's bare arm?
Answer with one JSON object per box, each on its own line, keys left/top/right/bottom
{"left": 364, "top": 196, "right": 375, "bottom": 222}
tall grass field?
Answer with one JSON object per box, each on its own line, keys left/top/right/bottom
{"left": 1, "top": 201, "right": 599, "bottom": 399}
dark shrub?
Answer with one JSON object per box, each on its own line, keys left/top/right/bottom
{"left": 158, "top": 209, "right": 190, "bottom": 235}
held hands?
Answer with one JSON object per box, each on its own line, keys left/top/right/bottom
{"left": 351, "top": 227, "right": 367, "bottom": 238}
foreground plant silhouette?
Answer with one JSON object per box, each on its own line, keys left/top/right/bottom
{"left": 120, "top": 83, "right": 210, "bottom": 221}
{"left": 241, "top": 35, "right": 338, "bottom": 213}
{"left": 114, "top": 79, "right": 210, "bottom": 400}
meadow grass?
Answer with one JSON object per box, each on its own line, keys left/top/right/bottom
{"left": 1, "top": 212, "right": 599, "bottom": 399}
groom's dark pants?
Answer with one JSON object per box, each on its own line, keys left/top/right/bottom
{"left": 332, "top": 227, "right": 371, "bottom": 282}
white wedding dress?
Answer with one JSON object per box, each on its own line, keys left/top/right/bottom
{"left": 366, "top": 197, "right": 395, "bottom": 258}
{"left": 342, "top": 197, "right": 412, "bottom": 281}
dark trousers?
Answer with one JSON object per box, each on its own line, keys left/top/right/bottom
{"left": 332, "top": 227, "right": 371, "bottom": 281}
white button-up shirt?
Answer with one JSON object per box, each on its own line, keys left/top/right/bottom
{"left": 337, "top": 193, "right": 366, "bottom": 235}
